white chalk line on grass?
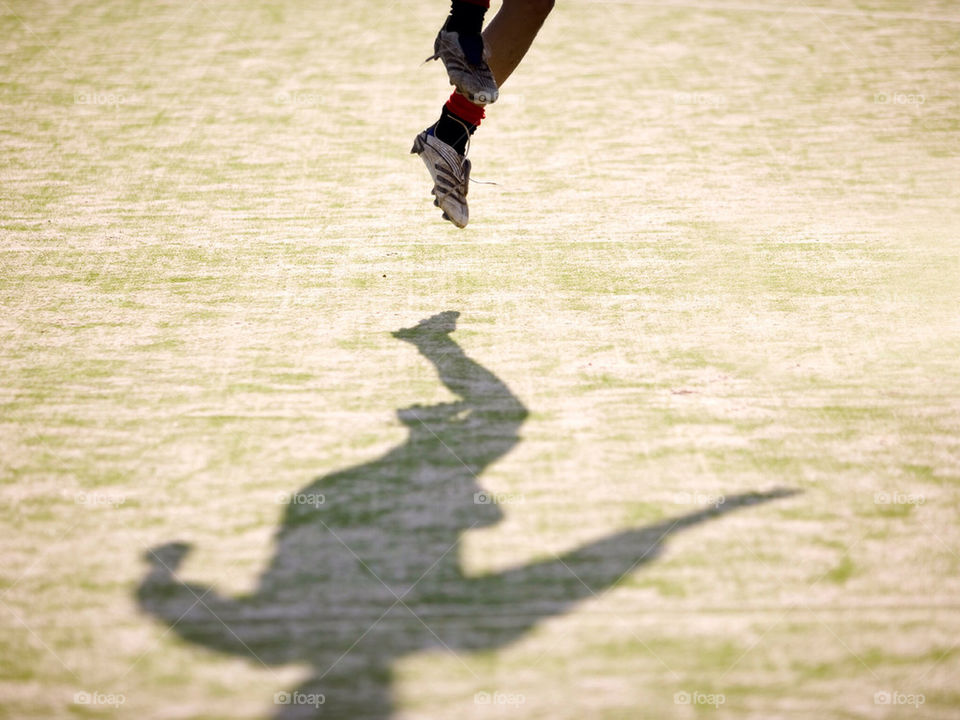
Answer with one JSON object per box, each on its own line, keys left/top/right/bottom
{"left": 584, "top": 0, "right": 960, "bottom": 24}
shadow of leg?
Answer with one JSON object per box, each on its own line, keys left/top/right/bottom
{"left": 273, "top": 668, "right": 394, "bottom": 720}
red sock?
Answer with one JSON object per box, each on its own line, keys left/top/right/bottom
{"left": 445, "top": 91, "right": 486, "bottom": 128}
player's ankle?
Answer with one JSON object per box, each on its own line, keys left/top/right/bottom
{"left": 433, "top": 106, "right": 476, "bottom": 156}
{"left": 445, "top": 0, "right": 489, "bottom": 38}
{"left": 434, "top": 92, "right": 486, "bottom": 155}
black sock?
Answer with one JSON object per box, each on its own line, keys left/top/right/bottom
{"left": 445, "top": 1, "right": 487, "bottom": 37}
{"left": 433, "top": 105, "right": 476, "bottom": 156}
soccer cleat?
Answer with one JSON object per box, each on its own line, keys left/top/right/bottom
{"left": 426, "top": 29, "right": 499, "bottom": 106}
{"left": 411, "top": 128, "right": 471, "bottom": 229}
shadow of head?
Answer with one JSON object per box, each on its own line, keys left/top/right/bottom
{"left": 377, "top": 310, "right": 524, "bottom": 530}
{"left": 392, "top": 310, "right": 460, "bottom": 343}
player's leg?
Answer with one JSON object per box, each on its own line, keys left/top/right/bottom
{"left": 414, "top": 0, "right": 555, "bottom": 228}
{"left": 429, "top": 0, "right": 555, "bottom": 154}
{"left": 429, "top": 0, "right": 555, "bottom": 146}
{"left": 483, "top": 0, "right": 556, "bottom": 86}
{"left": 410, "top": 99, "right": 477, "bottom": 229}
{"left": 429, "top": 0, "right": 499, "bottom": 105}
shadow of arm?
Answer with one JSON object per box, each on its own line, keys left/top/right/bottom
{"left": 136, "top": 542, "right": 283, "bottom": 661}
{"left": 393, "top": 311, "right": 528, "bottom": 422}
{"left": 453, "top": 489, "right": 798, "bottom": 649}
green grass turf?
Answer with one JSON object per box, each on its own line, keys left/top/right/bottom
{"left": 2, "top": 0, "right": 960, "bottom": 718}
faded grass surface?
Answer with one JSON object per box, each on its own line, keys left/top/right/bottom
{"left": 2, "top": 0, "right": 960, "bottom": 718}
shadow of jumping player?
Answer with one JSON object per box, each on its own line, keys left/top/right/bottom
{"left": 138, "top": 311, "right": 796, "bottom": 719}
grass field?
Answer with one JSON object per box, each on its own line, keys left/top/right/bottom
{"left": 2, "top": 0, "right": 960, "bottom": 718}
